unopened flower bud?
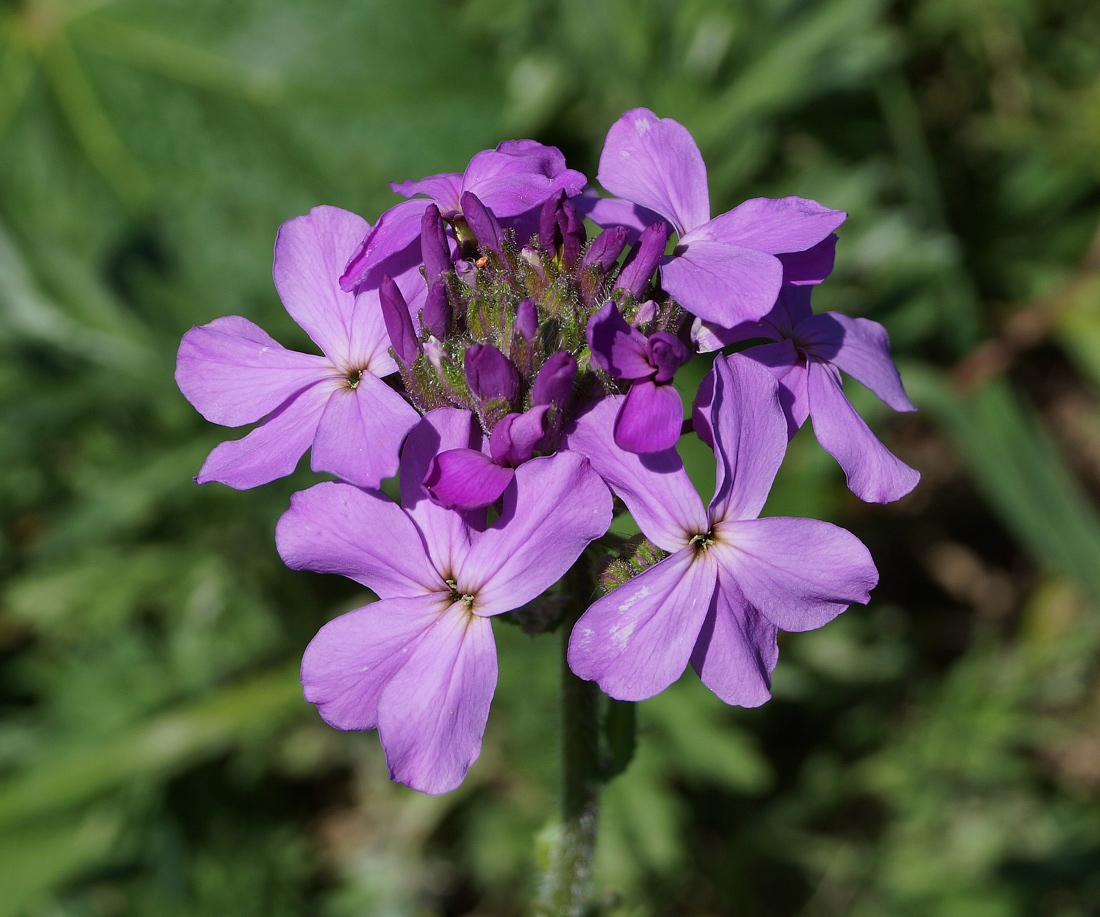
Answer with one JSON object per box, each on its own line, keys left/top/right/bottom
{"left": 579, "top": 226, "right": 629, "bottom": 276}
{"left": 421, "top": 204, "right": 451, "bottom": 284}
{"left": 531, "top": 351, "right": 577, "bottom": 407}
{"left": 380, "top": 275, "right": 419, "bottom": 365}
{"left": 616, "top": 221, "right": 668, "bottom": 299}
{"left": 421, "top": 282, "right": 451, "bottom": 339}
{"left": 460, "top": 191, "right": 503, "bottom": 256}
{"left": 514, "top": 299, "right": 538, "bottom": 342}
{"left": 465, "top": 344, "right": 519, "bottom": 404}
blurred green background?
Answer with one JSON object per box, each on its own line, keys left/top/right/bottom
{"left": 3, "top": 0, "right": 1100, "bottom": 914}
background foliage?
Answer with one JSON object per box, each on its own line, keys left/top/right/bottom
{"left": 2, "top": 0, "right": 1100, "bottom": 914}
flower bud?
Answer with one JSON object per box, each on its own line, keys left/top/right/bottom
{"left": 465, "top": 344, "right": 519, "bottom": 404}
{"left": 646, "top": 332, "right": 691, "bottom": 383}
{"left": 531, "top": 351, "right": 577, "bottom": 407}
{"left": 579, "top": 226, "right": 629, "bottom": 276}
{"left": 460, "top": 191, "right": 503, "bottom": 256}
{"left": 380, "top": 275, "right": 419, "bottom": 365}
{"left": 421, "top": 204, "right": 451, "bottom": 284}
{"left": 616, "top": 221, "right": 668, "bottom": 299}
{"left": 421, "top": 282, "right": 451, "bottom": 339}
{"left": 514, "top": 299, "right": 538, "bottom": 342}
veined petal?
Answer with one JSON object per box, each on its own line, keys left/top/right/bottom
{"left": 613, "top": 380, "right": 683, "bottom": 454}
{"left": 345, "top": 286, "right": 400, "bottom": 378}
{"left": 392, "top": 172, "right": 464, "bottom": 212}
{"left": 597, "top": 108, "right": 710, "bottom": 236}
{"left": 705, "top": 197, "right": 846, "bottom": 255}
{"left": 276, "top": 481, "right": 444, "bottom": 597}
{"left": 711, "top": 517, "right": 877, "bottom": 632}
{"left": 310, "top": 373, "right": 420, "bottom": 489}
{"left": 564, "top": 396, "right": 706, "bottom": 552}
{"left": 195, "top": 379, "right": 337, "bottom": 489}
{"left": 176, "top": 316, "right": 333, "bottom": 426}
{"left": 400, "top": 409, "right": 487, "bottom": 574}
{"left": 799, "top": 312, "right": 916, "bottom": 412}
{"left": 424, "top": 449, "right": 514, "bottom": 511}
{"left": 745, "top": 342, "right": 811, "bottom": 439}
{"left": 567, "top": 549, "right": 717, "bottom": 701}
{"left": 806, "top": 361, "right": 920, "bottom": 503}
{"left": 708, "top": 356, "right": 789, "bottom": 523}
{"left": 660, "top": 241, "right": 783, "bottom": 326}
{"left": 273, "top": 206, "right": 369, "bottom": 365}
{"left": 301, "top": 592, "right": 450, "bottom": 732}
{"left": 338, "top": 199, "right": 430, "bottom": 293}
{"left": 456, "top": 452, "right": 612, "bottom": 615}
{"left": 378, "top": 604, "right": 497, "bottom": 795}
{"left": 690, "top": 574, "right": 778, "bottom": 708}
{"left": 464, "top": 140, "right": 586, "bottom": 218}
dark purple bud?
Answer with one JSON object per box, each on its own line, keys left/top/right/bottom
{"left": 539, "top": 191, "right": 566, "bottom": 254}
{"left": 488, "top": 406, "right": 549, "bottom": 467}
{"left": 421, "top": 282, "right": 450, "bottom": 339}
{"left": 560, "top": 199, "right": 585, "bottom": 269}
{"left": 646, "top": 332, "right": 691, "bottom": 383}
{"left": 616, "top": 221, "right": 669, "bottom": 298}
{"left": 380, "top": 274, "right": 419, "bottom": 364}
{"left": 460, "top": 191, "right": 503, "bottom": 256}
{"left": 531, "top": 351, "right": 577, "bottom": 407}
{"left": 465, "top": 344, "right": 520, "bottom": 403}
{"left": 579, "top": 226, "right": 629, "bottom": 277}
{"left": 631, "top": 299, "right": 657, "bottom": 328}
{"left": 421, "top": 204, "right": 451, "bottom": 284}
{"left": 515, "top": 299, "right": 538, "bottom": 342}
{"left": 424, "top": 449, "right": 513, "bottom": 511}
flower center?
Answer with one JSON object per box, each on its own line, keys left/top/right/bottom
{"left": 689, "top": 530, "right": 716, "bottom": 553}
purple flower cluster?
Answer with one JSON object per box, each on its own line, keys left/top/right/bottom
{"left": 176, "top": 109, "right": 918, "bottom": 794}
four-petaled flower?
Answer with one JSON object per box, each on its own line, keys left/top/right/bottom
{"left": 276, "top": 409, "right": 611, "bottom": 793}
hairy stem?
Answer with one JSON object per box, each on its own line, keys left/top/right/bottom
{"left": 534, "top": 557, "right": 601, "bottom": 917}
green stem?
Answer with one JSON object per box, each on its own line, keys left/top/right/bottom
{"left": 534, "top": 557, "right": 601, "bottom": 917}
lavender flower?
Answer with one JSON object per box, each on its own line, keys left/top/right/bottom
{"left": 588, "top": 108, "right": 846, "bottom": 328}
{"left": 277, "top": 409, "right": 612, "bottom": 793}
{"left": 564, "top": 356, "right": 878, "bottom": 704}
{"left": 175, "top": 206, "right": 419, "bottom": 489}
{"left": 694, "top": 285, "right": 920, "bottom": 503}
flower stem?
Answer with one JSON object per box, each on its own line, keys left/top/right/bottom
{"left": 534, "top": 557, "right": 601, "bottom": 917}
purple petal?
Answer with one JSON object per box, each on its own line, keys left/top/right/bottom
{"left": 175, "top": 316, "right": 333, "bottom": 426}
{"left": 806, "top": 361, "right": 920, "bottom": 503}
{"left": 768, "top": 284, "right": 814, "bottom": 332}
{"left": 338, "top": 199, "right": 429, "bottom": 293}
{"left": 660, "top": 240, "right": 783, "bottom": 326}
{"left": 646, "top": 332, "right": 690, "bottom": 384}
{"left": 344, "top": 286, "right": 400, "bottom": 378}
{"left": 277, "top": 481, "right": 443, "bottom": 597}
{"left": 310, "top": 373, "right": 420, "bottom": 488}
{"left": 596, "top": 108, "right": 710, "bottom": 236}
{"left": 705, "top": 197, "right": 846, "bottom": 255}
{"left": 711, "top": 517, "right": 878, "bottom": 631}
{"left": 798, "top": 312, "right": 916, "bottom": 412}
{"left": 563, "top": 396, "right": 706, "bottom": 552}
{"left": 456, "top": 452, "right": 613, "bottom": 615}
{"left": 423, "top": 448, "right": 514, "bottom": 511}
{"left": 690, "top": 575, "right": 778, "bottom": 707}
{"left": 489, "top": 406, "right": 549, "bottom": 466}
{"left": 567, "top": 549, "right": 717, "bottom": 701}
{"left": 391, "top": 172, "right": 464, "bottom": 212}
{"left": 778, "top": 234, "right": 838, "bottom": 286}
{"left": 586, "top": 301, "right": 652, "bottom": 380}
{"left": 195, "top": 379, "right": 337, "bottom": 489}
{"left": 707, "top": 356, "right": 789, "bottom": 523}
{"left": 574, "top": 192, "right": 662, "bottom": 246}
{"left": 301, "top": 592, "right": 451, "bottom": 731}
{"left": 273, "top": 206, "right": 369, "bottom": 365}
{"left": 743, "top": 341, "right": 811, "bottom": 439}
{"left": 378, "top": 604, "right": 497, "bottom": 794}
{"left": 400, "top": 409, "right": 487, "bottom": 574}
{"left": 614, "top": 380, "right": 683, "bottom": 454}
{"left": 464, "top": 140, "right": 586, "bottom": 218}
